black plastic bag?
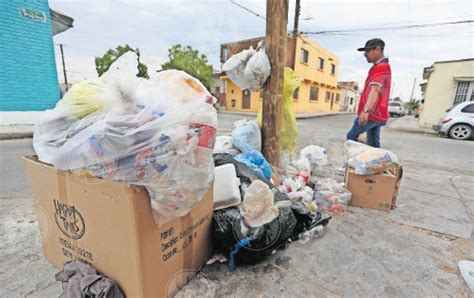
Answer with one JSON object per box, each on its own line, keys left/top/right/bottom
{"left": 213, "top": 153, "right": 317, "bottom": 265}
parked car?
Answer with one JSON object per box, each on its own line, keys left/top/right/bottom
{"left": 388, "top": 101, "right": 405, "bottom": 117}
{"left": 433, "top": 101, "right": 474, "bottom": 140}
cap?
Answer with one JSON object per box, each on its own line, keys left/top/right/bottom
{"left": 357, "top": 38, "right": 385, "bottom": 51}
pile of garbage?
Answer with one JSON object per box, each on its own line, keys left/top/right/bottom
{"left": 211, "top": 118, "right": 347, "bottom": 268}
{"left": 33, "top": 52, "right": 217, "bottom": 223}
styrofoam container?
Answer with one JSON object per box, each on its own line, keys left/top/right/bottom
{"left": 213, "top": 164, "right": 242, "bottom": 210}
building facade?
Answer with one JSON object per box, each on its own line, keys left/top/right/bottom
{"left": 419, "top": 59, "right": 474, "bottom": 128}
{"left": 0, "top": 0, "right": 63, "bottom": 111}
{"left": 338, "top": 81, "right": 360, "bottom": 112}
{"left": 220, "top": 35, "right": 341, "bottom": 114}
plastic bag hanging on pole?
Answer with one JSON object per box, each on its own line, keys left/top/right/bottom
{"left": 222, "top": 41, "right": 271, "bottom": 91}
{"left": 258, "top": 67, "right": 302, "bottom": 153}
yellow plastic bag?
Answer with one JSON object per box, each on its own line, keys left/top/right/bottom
{"left": 257, "top": 67, "right": 302, "bottom": 153}
{"left": 61, "top": 80, "right": 111, "bottom": 119}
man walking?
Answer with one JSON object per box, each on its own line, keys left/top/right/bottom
{"left": 346, "top": 38, "right": 391, "bottom": 148}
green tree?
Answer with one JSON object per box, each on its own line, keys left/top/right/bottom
{"left": 161, "top": 44, "right": 214, "bottom": 89}
{"left": 404, "top": 99, "right": 420, "bottom": 115}
{"left": 95, "top": 44, "right": 149, "bottom": 78}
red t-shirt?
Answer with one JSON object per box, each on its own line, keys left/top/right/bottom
{"left": 357, "top": 58, "right": 392, "bottom": 122}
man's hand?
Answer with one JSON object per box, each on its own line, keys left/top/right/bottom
{"left": 359, "top": 112, "right": 369, "bottom": 125}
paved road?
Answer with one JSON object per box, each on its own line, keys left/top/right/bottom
{"left": 1, "top": 114, "right": 473, "bottom": 297}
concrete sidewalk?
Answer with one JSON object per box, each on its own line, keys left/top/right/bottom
{"left": 386, "top": 115, "right": 437, "bottom": 135}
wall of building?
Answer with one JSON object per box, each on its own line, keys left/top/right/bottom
{"left": 0, "top": 0, "right": 60, "bottom": 111}
{"left": 339, "top": 87, "right": 359, "bottom": 112}
{"left": 419, "top": 60, "right": 474, "bottom": 127}
{"left": 224, "top": 79, "right": 262, "bottom": 112}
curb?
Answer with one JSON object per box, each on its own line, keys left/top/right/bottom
{"left": 385, "top": 127, "right": 438, "bottom": 135}
{"left": 0, "top": 132, "right": 33, "bottom": 140}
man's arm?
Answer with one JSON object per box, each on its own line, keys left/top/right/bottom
{"left": 359, "top": 84, "right": 381, "bottom": 125}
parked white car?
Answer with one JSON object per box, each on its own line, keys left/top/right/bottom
{"left": 433, "top": 101, "right": 474, "bottom": 140}
{"left": 388, "top": 101, "right": 405, "bottom": 117}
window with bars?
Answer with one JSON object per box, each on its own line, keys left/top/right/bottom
{"left": 453, "top": 81, "right": 473, "bottom": 106}
{"left": 325, "top": 91, "right": 331, "bottom": 102}
{"left": 310, "top": 86, "right": 319, "bottom": 101}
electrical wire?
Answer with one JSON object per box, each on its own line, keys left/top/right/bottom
{"left": 229, "top": 0, "right": 265, "bottom": 20}
{"left": 302, "top": 19, "right": 473, "bottom": 35}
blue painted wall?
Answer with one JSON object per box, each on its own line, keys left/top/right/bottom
{"left": 0, "top": 0, "right": 60, "bottom": 111}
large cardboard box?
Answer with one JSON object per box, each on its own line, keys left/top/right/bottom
{"left": 345, "top": 166, "right": 403, "bottom": 211}
{"left": 24, "top": 156, "right": 213, "bottom": 297}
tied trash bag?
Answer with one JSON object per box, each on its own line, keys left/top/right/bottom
{"left": 231, "top": 119, "right": 261, "bottom": 152}
{"left": 344, "top": 140, "right": 399, "bottom": 175}
{"left": 33, "top": 52, "right": 217, "bottom": 223}
{"left": 235, "top": 150, "right": 272, "bottom": 179}
{"left": 258, "top": 67, "right": 301, "bottom": 153}
{"left": 222, "top": 42, "right": 271, "bottom": 91}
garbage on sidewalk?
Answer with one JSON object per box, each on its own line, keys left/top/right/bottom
{"left": 55, "top": 259, "right": 124, "bottom": 298}
{"left": 212, "top": 153, "right": 330, "bottom": 267}
{"left": 33, "top": 52, "right": 217, "bottom": 224}
{"left": 222, "top": 41, "right": 271, "bottom": 91}
{"left": 344, "top": 140, "right": 403, "bottom": 211}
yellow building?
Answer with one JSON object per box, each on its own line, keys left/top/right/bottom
{"left": 220, "top": 35, "right": 341, "bottom": 114}
{"left": 419, "top": 58, "right": 474, "bottom": 128}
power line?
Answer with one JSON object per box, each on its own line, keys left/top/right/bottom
{"left": 229, "top": 0, "right": 265, "bottom": 20}
{"left": 302, "top": 19, "right": 473, "bottom": 35}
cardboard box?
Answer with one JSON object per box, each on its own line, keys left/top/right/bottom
{"left": 345, "top": 166, "right": 403, "bottom": 211}
{"left": 24, "top": 156, "right": 213, "bottom": 297}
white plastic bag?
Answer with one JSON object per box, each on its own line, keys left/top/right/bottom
{"left": 231, "top": 119, "right": 261, "bottom": 152}
{"left": 240, "top": 180, "right": 279, "bottom": 227}
{"left": 243, "top": 48, "right": 271, "bottom": 91}
{"left": 222, "top": 43, "right": 271, "bottom": 91}
{"left": 352, "top": 147, "right": 399, "bottom": 175}
{"left": 214, "top": 135, "right": 240, "bottom": 156}
{"left": 222, "top": 47, "right": 256, "bottom": 90}
{"left": 33, "top": 54, "right": 218, "bottom": 223}
{"left": 300, "top": 145, "right": 329, "bottom": 167}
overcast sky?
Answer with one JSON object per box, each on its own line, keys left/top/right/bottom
{"left": 51, "top": 0, "right": 473, "bottom": 101}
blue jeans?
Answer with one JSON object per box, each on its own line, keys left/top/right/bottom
{"left": 346, "top": 116, "right": 386, "bottom": 148}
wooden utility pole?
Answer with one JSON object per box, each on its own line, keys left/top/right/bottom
{"left": 292, "top": 0, "right": 301, "bottom": 37}
{"left": 59, "top": 44, "right": 68, "bottom": 92}
{"left": 262, "top": 0, "right": 289, "bottom": 167}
